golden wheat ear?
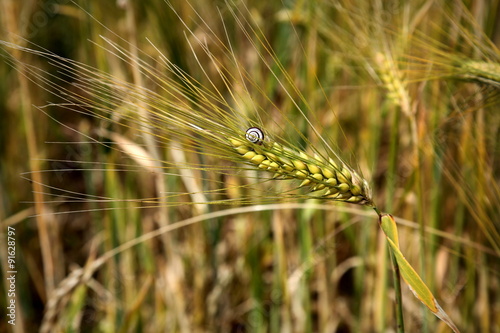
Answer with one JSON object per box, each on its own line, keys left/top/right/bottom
{"left": 229, "top": 128, "right": 373, "bottom": 206}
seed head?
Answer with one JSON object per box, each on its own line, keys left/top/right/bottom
{"left": 229, "top": 133, "right": 373, "bottom": 206}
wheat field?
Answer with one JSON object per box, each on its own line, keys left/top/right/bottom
{"left": 0, "top": 1, "right": 499, "bottom": 332}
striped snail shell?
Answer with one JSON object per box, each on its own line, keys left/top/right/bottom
{"left": 245, "top": 127, "right": 264, "bottom": 144}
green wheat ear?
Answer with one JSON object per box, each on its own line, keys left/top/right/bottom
{"left": 229, "top": 130, "right": 373, "bottom": 206}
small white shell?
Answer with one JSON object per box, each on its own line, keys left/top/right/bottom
{"left": 245, "top": 127, "right": 264, "bottom": 144}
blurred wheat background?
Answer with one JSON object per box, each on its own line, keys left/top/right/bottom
{"left": 0, "top": 0, "right": 499, "bottom": 332}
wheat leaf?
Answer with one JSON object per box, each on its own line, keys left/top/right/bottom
{"left": 379, "top": 214, "right": 460, "bottom": 333}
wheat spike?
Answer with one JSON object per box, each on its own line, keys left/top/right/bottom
{"left": 460, "top": 60, "right": 500, "bottom": 87}
{"left": 375, "top": 52, "right": 412, "bottom": 116}
{"left": 229, "top": 134, "right": 373, "bottom": 206}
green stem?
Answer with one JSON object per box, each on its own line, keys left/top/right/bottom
{"left": 376, "top": 207, "right": 405, "bottom": 333}
{"left": 389, "top": 248, "right": 405, "bottom": 333}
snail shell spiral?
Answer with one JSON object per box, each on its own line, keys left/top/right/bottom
{"left": 245, "top": 127, "right": 264, "bottom": 144}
